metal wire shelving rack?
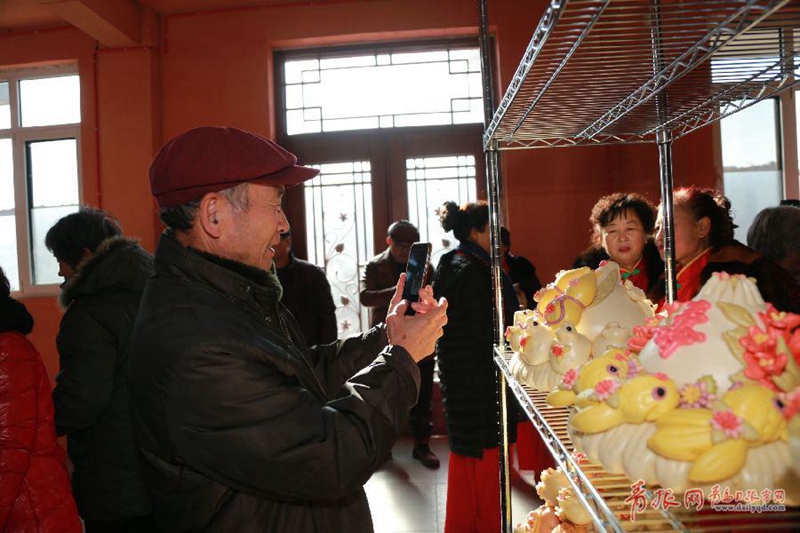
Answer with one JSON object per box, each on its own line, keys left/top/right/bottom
{"left": 475, "top": 0, "right": 800, "bottom": 531}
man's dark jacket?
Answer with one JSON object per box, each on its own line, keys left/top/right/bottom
{"left": 432, "top": 246, "right": 517, "bottom": 458}
{"left": 127, "top": 233, "right": 420, "bottom": 532}
{"left": 53, "top": 237, "right": 154, "bottom": 521}
{"left": 360, "top": 249, "right": 432, "bottom": 327}
{"left": 360, "top": 248, "right": 403, "bottom": 327}
{"left": 277, "top": 253, "right": 338, "bottom": 345}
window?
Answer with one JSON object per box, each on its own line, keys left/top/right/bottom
{"left": 0, "top": 67, "right": 81, "bottom": 293}
{"left": 407, "top": 155, "right": 477, "bottom": 267}
{"left": 283, "top": 44, "right": 483, "bottom": 135}
{"left": 720, "top": 99, "right": 782, "bottom": 242}
{"left": 715, "top": 27, "right": 800, "bottom": 240}
{"left": 279, "top": 41, "right": 486, "bottom": 340}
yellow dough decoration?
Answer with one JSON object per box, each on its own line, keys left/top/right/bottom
{"left": 561, "top": 274, "right": 799, "bottom": 497}
{"left": 649, "top": 381, "right": 787, "bottom": 484}
{"left": 536, "top": 467, "right": 570, "bottom": 507}
{"left": 536, "top": 267, "right": 596, "bottom": 328}
{"left": 511, "top": 261, "right": 653, "bottom": 392}
{"left": 554, "top": 487, "right": 592, "bottom": 526}
{"left": 571, "top": 374, "right": 679, "bottom": 433}
{"left": 546, "top": 348, "right": 633, "bottom": 408}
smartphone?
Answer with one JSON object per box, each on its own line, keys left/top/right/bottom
{"left": 402, "top": 242, "right": 432, "bottom": 316}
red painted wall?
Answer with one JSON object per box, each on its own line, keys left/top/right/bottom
{"left": 2, "top": 0, "right": 718, "bottom": 382}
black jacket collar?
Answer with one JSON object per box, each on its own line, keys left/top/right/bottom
{"left": 155, "top": 231, "right": 283, "bottom": 309}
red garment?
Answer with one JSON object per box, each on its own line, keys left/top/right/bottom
{"left": 675, "top": 249, "right": 712, "bottom": 303}
{"left": 621, "top": 256, "right": 648, "bottom": 293}
{"left": 445, "top": 446, "right": 510, "bottom": 533}
{"left": 0, "top": 332, "right": 81, "bottom": 533}
{"left": 657, "top": 248, "right": 712, "bottom": 310}
{"left": 515, "top": 423, "right": 553, "bottom": 472}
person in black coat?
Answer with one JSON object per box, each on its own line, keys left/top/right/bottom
{"left": 127, "top": 126, "right": 448, "bottom": 533}
{"left": 499, "top": 226, "right": 542, "bottom": 310}
{"left": 273, "top": 231, "right": 338, "bottom": 346}
{"left": 46, "top": 207, "right": 155, "bottom": 532}
{"left": 432, "top": 201, "right": 519, "bottom": 533}
{"left": 360, "top": 220, "right": 439, "bottom": 469}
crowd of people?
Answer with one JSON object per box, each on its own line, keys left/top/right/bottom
{"left": 2, "top": 125, "right": 799, "bottom": 533}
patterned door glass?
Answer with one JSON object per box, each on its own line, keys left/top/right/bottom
{"left": 305, "top": 161, "right": 374, "bottom": 338}
{"left": 284, "top": 47, "right": 483, "bottom": 135}
{"left": 406, "top": 155, "right": 477, "bottom": 267}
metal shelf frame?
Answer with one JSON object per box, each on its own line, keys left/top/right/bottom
{"left": 477, "top": 0, "right": 800, "bottom": 531}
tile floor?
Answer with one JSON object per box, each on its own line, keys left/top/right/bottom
{"left": 365, "top": 436, "right": 543, "bottom": 533}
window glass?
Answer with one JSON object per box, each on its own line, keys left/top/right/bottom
{"left": 0, "top": 138, "right": 17, "bottom": 290}
{"left": 20, "top": 75, "right": 81, "bottom": 127}
{"left": 27, "top": 139, "right": 80, "bottom": 284}
{"left": 406, "top": 155, "right": 477, "bottom": 267}
{"left": 284, "top": 47, "right": 483, "bottom": 135}
{"left": 304, "top": 161, "right": 374, "bottom": 338}
{"left": 720, "top": 99, "right": 782, "bottom": 242}
{"left": 0, "top": 82, "right": 10, "bottom": 129}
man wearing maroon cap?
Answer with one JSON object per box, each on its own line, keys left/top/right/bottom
{"left": 127, "top": 127, "right": 448, "bottom": 533}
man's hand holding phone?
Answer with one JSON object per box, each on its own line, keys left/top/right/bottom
{"left": 386, "top": 274, "right": 448, "bottom": 363}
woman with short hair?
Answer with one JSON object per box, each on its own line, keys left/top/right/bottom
{"left": 46, "top": 206, "right": 155, "bottom": 532}
{"left": 576, "top": 192, "right": 664, "bottom": 301}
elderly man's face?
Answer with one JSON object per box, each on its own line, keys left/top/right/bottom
{"left": 220, "top": 183, "right": 289, "bottom": 271}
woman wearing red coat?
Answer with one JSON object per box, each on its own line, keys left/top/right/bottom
{"left": 0, "top": 267, "right": 81, "bottom": 533}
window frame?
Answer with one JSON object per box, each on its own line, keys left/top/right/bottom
{"left": 276, "top": 38, "right": 486, "bottom": 138}
{"left": 1, "top": 64, "right": 82, "bottom": 297}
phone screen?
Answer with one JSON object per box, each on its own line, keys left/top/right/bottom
{"left": 402, "top": 242, "right": 432, "bottom": 316}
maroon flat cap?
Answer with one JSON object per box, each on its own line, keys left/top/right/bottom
{"left": 150, "top": 126, "right": 319, "bottom": 208}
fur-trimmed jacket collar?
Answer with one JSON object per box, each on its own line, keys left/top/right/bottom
{"left": 59, "top": 236, "right": 154, "bottom": 308}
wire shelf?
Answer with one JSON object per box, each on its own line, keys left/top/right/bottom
{"left": 484, "top": 0, "right": 800, "bottom": 150}
{"left": 494, "top": 347, "right": 800, "bottom": 532}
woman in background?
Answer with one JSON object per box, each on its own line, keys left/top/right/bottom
{"left": 654, "top": 186, "right": 799, "bottom": 312}
{"left": 747, "top": 204, "right": 800, "bottom": 284}
{"left": 0, "top": 267, "right": 82, "bottom": 532}
{"left": 575, "top": 192, "right": 663, "bottom": 301}
{"left": 433, "top": 201, "right": 519, "bottom": 533}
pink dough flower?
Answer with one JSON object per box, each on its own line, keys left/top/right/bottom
{"left": 740, "top": 326, "right": 787, "bottom": 390}
{"left": 561, "top": 368, "right": 578, "bottom": 390}
{"left": 710, "top": 409, "right": 744, "bottom": 439}
{"left": 759, "top": 305, "right": 800, "bottom": 333}
{"left": 594, "top": 379, "right": 620, "bottom": 401}
{"left": 519, "top": 335, "right": 529, "bottom": 348}
{"left": 551, "top": 343, "right": 564, "bottom": 357}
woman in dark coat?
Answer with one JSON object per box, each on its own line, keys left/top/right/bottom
{"left": 653, "top": 187, "right": 800, "bottom": 312}
{"left": 46, "top": 207, "right": 155, "bottom": 532}
{"left": 0, "top": 267, "right": 82, "bottom": 533}
{"left": 432, "top": 201, "right": 519, "bottom": 533}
